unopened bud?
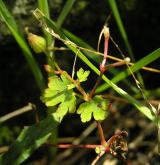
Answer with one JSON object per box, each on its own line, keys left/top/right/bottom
{"left": 44, "top": 65, "right": 52, "bottom": 73}
{"left": 25, "top": 27, "right": 46, "bottom": 53}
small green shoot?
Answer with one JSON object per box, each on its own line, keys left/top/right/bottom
{"left": 77, "top": 68, "right": 90, "bottom": 82}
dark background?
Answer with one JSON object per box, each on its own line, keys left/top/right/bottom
{"left": 0, "top": 0, "right": 160, "bottom": 164}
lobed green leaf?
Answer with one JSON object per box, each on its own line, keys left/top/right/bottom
{"left": 77, "top": 96, "right": 109, "bottom": 122}
{"left": 41, "top": 73, "right": 76, "bottom": 120}
{"left": 56, "top": 92, "right": 76, "bottom": 121}
{"left": 77, "top": 68, "right": 90, "bottom": 82}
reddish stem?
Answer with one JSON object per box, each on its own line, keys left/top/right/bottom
{"left": 96, "top": 121, "right": 107, "bottom": 146}
{"left": 89, "top": 72, "right": 103, "bottom": 98}
{"left": 104, "top": 36, "right": 109, "bottom": 59}
{"left": 100, "top": 32, "right": 109, "bottom": 73}
{"left": 89, "top": 35, "right": 109, "bottom": 98}
{"left": 45, "top": 143, "right": 110, "bottom": 152}
{"left": 51, "top": 144, "right": 100, "bottom": 149}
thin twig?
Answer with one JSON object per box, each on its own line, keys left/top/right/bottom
{"left": 72, "top": 48, "right": 79, "bottom": 78}
{"left": 103, "top": 94, "right": 160, "bottom": 106}
{"left": 105, "top": 57, "right": 130, "bottom": 70}
{"left": 46, "top": 143, "right": 101, "bottom": 149}
{"left": 0, "top": 103, "right": 34, "bottom": 124}
{"left": 97, "top": 27, "right": 104, "bottom": 52}
{"left": 57, "top": 137, "right": 75, "bottom": 143}
{"left": 0, "top": 146, "right": 9, "bottom": 153}
{"left": 62, "top": 149, "right": 88, "bottom": 165}
{"left": 48, "top": 44, "right": 160, "bottom": 73}
{"left": 89, "top": 73, "right": 103, "bottom": 98}
{"left": 31, "top": 104, "right": 39, "bottom": 123}
{"left": 47, "top": 46, "right": 69, "bottom": 51}
{"left": 102, "top": 94, "right": 128, "bottom": 103}
{"left": 79, "top": 47, "right": 160, "bottom": 73}
{"left": 91, "top": 151, "right": 105, "bottom": 165}
{"left": 110, "top": 36, "right": 148, "bottom": 102}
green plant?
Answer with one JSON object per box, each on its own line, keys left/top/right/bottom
{"left": 0, "top": 1, "right": 160, "bottom": 164}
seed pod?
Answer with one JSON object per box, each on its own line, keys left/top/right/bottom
{"left": 26, "top": 28, "right": 46, "bottom": 53}
{"left": 103, "top": 26, "right": 109, "bottom": 39}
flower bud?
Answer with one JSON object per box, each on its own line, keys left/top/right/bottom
{"left": 44, "top": 65, "right": 52, "bottom": 73}
{"left": 25, "top": 28, "right": 46, "bottom": 53}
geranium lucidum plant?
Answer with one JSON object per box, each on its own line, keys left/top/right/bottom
{"left": 26, "top": 9, "right": 129, "bottom": 163}
{"left": 0, "top": 0, "right": 160, "bottom": 164}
